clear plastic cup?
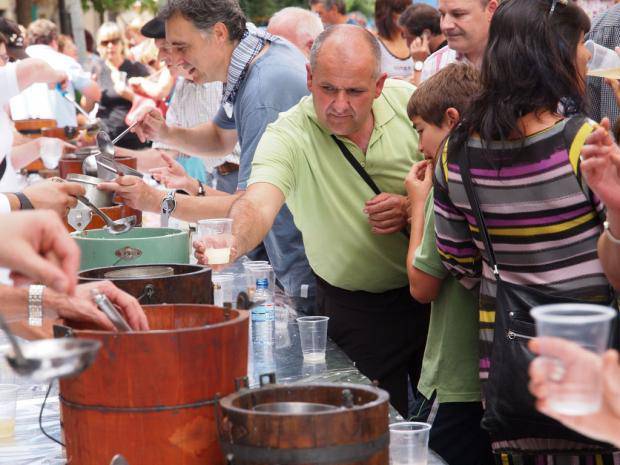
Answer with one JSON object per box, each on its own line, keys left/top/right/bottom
{"left": 585, "top": 40, "right": 620, "bottom": 79}
{"left": 212, "top": 273, "right": 235, "bottom": 307}
{"left": 389, "top": 422, "right": 431, "bottom": 465}
{"left": 530, "top": 303, "right": 616, "bottom": 415}
{"left": 0, "top": 384, "right": 19, "bottom": 438}
{"left": 243, "top": 262, "right": 275, "bottom": 299}
{"left": 296, "top": 316, "right": 329, "bottom": 363}
{"left": 197, "top": 218, "right": 233, "bottom": 265}
{"left": 39, "top": 138, "right": 63, "bottom": 169}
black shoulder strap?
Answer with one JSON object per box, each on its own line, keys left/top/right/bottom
{"left": 0, "top": 157, "right": 6, "bottom": 181}
{"left": 331, "top": 135, "right": 409, "bottom": 240}
{"left": 331, "top": 135, "right": 381, "bottom": 195}
{"left": 456, "top": 144, "right": 501, "bottom": 279}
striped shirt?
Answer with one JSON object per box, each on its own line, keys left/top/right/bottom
{"left": 153, "top": 78, "right": 240, "bottom": 170}
{"left": 433, "top": 116, "right": 613, "bottom": 454}
{"left": 420, "top": 45, "right": 467, "bottom": 83}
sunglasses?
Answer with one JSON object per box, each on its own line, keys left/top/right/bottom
{"left": 100, "top": 38, "right": 120, "bottom": 47}
{"left": 549, "top": 0, "right": 568, "bottom": 15}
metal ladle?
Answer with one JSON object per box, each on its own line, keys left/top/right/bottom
{"left": 75, "top": 194, "right": 136, "bottom": 235}
{"left": 0, "top": 312, "right": 39, "bottom": 376}
{"left": 0, "top": 312, "right": 101, "bottom": 382}
{"left": 83, "top": 124, "right": 140, "bottom": 175}
{"left": 96, "top": 125, "right": 139, "bottom": 158}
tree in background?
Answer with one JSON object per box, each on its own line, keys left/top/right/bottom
{"left": 81, "top": 0, "right": 376, "bottom": 26}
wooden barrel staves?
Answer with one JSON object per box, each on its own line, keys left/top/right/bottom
{"left": 58, "top": 304, "right": 249, "bottom": 465}
{"left": 217, "top": 382, "right": 390, "bottom": 465}
{"left": 78, "top": 263, "right": 213, "bottom": 305}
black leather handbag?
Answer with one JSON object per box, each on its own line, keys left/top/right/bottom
{"left": 457, "top": 141, "right": 618, "bottom": 446}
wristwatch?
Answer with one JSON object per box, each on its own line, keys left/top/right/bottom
{"left": 414, "top": 61, "right": 424, "bottom": 72}
{"left": 14, "top": 192, "right": 34, "bottom": 210}
{"left": 28, "top": 284, "right": 45, "bottom": 326}
{"left": 604, "top": 221, "right": 620, "bottom": 244}
{"left": 160, "top": 190, "right": 176, "bottom": 227}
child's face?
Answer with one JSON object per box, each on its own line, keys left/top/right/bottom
{"left": 411, "top": 115, "right": 452, "bottom": 163}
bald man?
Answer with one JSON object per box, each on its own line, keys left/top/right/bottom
{"left": 267, "top": 7, "right": 324, "bottom": 59}
{"left": 195, "top": 25, "right": 430, "bottom": 417}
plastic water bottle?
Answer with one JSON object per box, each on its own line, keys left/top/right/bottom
{"left": 251, "top": 278, "right": 274, "bottom": 347}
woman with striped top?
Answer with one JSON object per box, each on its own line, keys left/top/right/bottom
{"left": 433, "top": 0, "right": 618, "bottom": 463}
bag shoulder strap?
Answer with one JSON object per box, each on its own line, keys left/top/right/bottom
{"left": 456, "top": 143, "right": 501, "bottom": 279}
{"left": 0, "top": 157, "right": 6, "bottom": 181}
{"left": 331, "top": 135, "right": 409, "bottom": 240}
{"left": 331, "top": 135, "right": 381, "bottom": 195}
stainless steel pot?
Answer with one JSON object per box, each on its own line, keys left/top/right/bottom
{"left": 66, "top": 173, "right": 115, "bottom": 208}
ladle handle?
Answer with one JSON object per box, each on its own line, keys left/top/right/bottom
{"left": 111, "top": 121, "right": 140, "bottom": 145}
{"left": 74, "top": 195, "right": 117, "bottom": 229}
{"left": 92, "top": 290, "right": 132, "bottom": 332}
{"left": 56, "top": 84, "right": 91, "bottom": 119}
{"left": 0, "top": 310, "right": 29, "bottom": 366}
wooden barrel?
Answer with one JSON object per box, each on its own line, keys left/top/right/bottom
{"left": 78, "top": 263, "right": 213, "bottom": 305}
{"left": 218, "top": 383, "right": 390, "bottom": 465}
{"left": 58, "top": 304, "right": 249, "bottom": 465}
{"left": 63, "top": 204, "right": 143, "bottom": 232}
{"left": 14, "top": 118, "right": 57, "bottom": 136}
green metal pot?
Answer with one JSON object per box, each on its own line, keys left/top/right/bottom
{"left": 72, "top": 227, "right": 190, "bottom": 271}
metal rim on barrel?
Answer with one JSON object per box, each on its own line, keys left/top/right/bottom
{"left": 63, "top": 303, "right": 248, "bottom": 335}
{"left": 78, "top": 263, "right": 208, "bottom": 281}
{"left": 220, "top": 382, "right": 389, "bottom": 415}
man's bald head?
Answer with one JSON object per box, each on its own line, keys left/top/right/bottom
{"left": 267, "top": 7, "right": 323, "bottom": 58}
{"left": 309, "top": 25, "right": 381, "bottom": 78}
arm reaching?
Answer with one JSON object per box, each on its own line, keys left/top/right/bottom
{"left": 194, "top": 183, "right": 285, "bottom": 265}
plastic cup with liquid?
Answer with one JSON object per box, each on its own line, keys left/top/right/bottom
{"left": 212, "top": 273, "right": 235, "bottom": 307}
{"left": 0, "top": 384, "right": 18, "bottom": 438}
{"left": 530, "top": 303, "right": 616, "bottom": 415}
{"left": 197, "top": 218, "right": 233, "bottom": 265}
{"left": 585, "top": 40, "right": 620, "bottom": 79}
{"left": 389, "top": 422, "right": 431, "bottom": 465}
{"left": 39, "top": 138, "right": 63, "bottom": 169}
{"left": 296, "top": 316, "right": 329, "bottom": 363}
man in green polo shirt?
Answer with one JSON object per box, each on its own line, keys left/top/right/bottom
{"left": 195, "top": 24, "right": 430, "bottom": 416}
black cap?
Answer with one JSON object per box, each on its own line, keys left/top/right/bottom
{"left": 141, "top": 16, "right": 165, "bottom": 39}
{"left": 0, "top": 18, "right": 27, "bottom": 60}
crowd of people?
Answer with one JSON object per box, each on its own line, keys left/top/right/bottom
{"left": 1, "top": 0, "right": 620, "bottom": 464}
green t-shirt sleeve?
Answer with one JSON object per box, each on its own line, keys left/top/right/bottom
{"left": 248, "top": 123, "right": 297, "bottom": 198}
{"left": 413, "top": 192, "right": 448, "bottom": 280}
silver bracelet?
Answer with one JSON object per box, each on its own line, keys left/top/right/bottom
{"left": 604, "top": 221, "right": 620, "bottom": 245}
{"left": 28, "top": 284, "right": 45, "bottom": 327}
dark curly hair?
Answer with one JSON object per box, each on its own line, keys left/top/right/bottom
{"left": 452, "top": 0, "right": 590, "bottom": 148}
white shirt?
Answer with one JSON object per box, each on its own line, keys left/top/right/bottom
{"left": 10, "top": 44, "right": 93, "bottom": 128}
{"left": 378, "top": 39, "right": 414, "bottom": 79}
{"left": 153, "top": 78, "right": 240, "bottom": 169}
{"left": 421, "top": 45, "right": 467, "bottom": 83}
{"left": 0, "top": 62, "right": 21, "bottom": 214}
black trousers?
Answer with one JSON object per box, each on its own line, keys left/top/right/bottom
{"left": 315, "top": 275, "right": 430, "bottom": 417}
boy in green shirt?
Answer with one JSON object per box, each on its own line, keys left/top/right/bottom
{"left": 404, "top": 63, "right": 492, "bottom": 465}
